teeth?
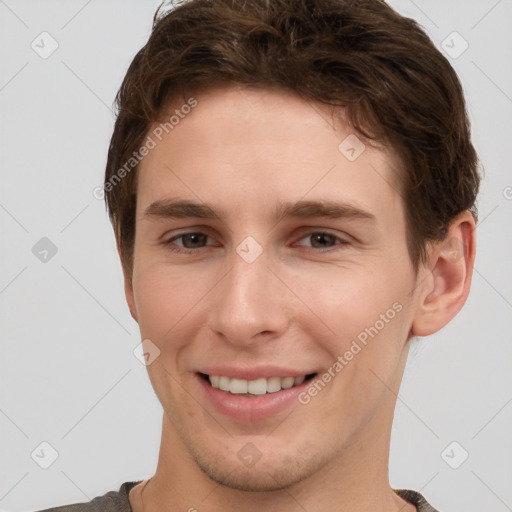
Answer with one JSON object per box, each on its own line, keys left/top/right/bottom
{"left": 208, "top": 374, "right": 308, "bottom": 395}
{"left": 229, "top": 378, "right": 247, "bottom": 394}
{"left": 247, "top": 378, "right": 267, "bottom": 395}
{"left": 219, "top": 376, "right": 230, "bottom": 392}
{"left": 294, "top": 375, "right": 305, "bottom": 386}
{"left": 266, "top": 376, "right": 281, "bottom": 393}
{"left": 281, "top": 377, "right": 294, "bottom": 389}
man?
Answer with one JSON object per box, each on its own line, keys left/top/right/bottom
{"left": 41, "top": 0, "right": 479, "bottom": 510}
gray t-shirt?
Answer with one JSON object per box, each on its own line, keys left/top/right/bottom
{"left": 37, "top": 481, "right": 441, "bottom": 511}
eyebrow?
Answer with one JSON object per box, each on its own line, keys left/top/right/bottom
{"left": 143, "top": 198, "right": 376, "bottom": 223}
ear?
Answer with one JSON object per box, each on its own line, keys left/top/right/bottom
{"left": 411, "top": 211, "right": 476, "bottom": 337}
{"left": 117, "top": 237, "right": 138, "bottom": 323}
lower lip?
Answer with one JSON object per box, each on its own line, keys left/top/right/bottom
{"left": 197, "top": 374, "right": 311, "bottom": 421}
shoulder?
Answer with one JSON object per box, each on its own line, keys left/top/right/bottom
{"left": 35, "top": 481, "right": 142, "bottom": 512}
{"left": 394, "top": 488, "right": 442, "bottom": 512}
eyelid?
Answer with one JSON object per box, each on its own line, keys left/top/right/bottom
{"left": 164, "top": 231, "right": 216, "bottom": 247}
{"left": 295, "top": 226, "right": 350, "bottom": 238}
{"left": 294, "top": 230, "right": 351, "bottom": 248}
{"left": 162, "top": 227, "right": 352, "bottom": 254}
{"left": 160, "top": 225, "right": 216, "bottom": 243}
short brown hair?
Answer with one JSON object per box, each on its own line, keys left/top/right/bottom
{"left": 105, "top": 0, "right": 480, "bottom": 279}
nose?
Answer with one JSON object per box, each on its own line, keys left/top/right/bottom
{"left": 207, "top": 243, "right": 290, "bottom": 347}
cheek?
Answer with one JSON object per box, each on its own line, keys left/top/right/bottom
{"left": 131, "top": 260, "right": 226, "bottom": 370}
{"left": 132, "top": 265, "right": 204, "bottom": 411}
{"left": 131, "top": 263, "right": 200, "bottom": 342}
{"left": 292, "top": 267, "right": 414, "bottom": 420}
{"left": 289, "top": 262, "right": 414, "bottom": 373}
{"left": 296, "top": 263, "right": 407, "bottom": 332}
{"left": 132, "top": 241, "right": 415, "bottom": 359}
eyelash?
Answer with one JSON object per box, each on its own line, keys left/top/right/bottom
{"left": 162, "top": 231, "right": 350, "bottom": 255}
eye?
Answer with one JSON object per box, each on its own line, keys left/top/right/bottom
{"left": 163, "top": 232, "right": 213, "bottom": 254}
{"left": 295, "top": 231, "right": 349, "bottom": 251}
{"left": 162, "top": 230, "right": 350, "bottom": 255}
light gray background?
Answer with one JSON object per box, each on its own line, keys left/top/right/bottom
{"left": 0, "top": 0, "right": 511, "bottom": 510}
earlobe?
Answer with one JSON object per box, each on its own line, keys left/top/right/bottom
{"left": 411, "top": 211, "right": 476, "bottom": 337}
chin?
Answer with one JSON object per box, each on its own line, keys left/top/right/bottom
{"left": 189, "top": 440, "right": 326, "bottom": 492}
{"left": 196, "top": 460, "right": 308, "bottom": 492}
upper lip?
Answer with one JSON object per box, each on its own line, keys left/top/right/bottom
{"left": 196, "top": 366, "right": 317, "bottom": 381}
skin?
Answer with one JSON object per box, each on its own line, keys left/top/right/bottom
{"left": 124, "top": 85, "right": 476, "bottom": 512}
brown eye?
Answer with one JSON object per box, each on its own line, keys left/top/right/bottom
{"left": 296, "top": 232, "right": 349, "bottom": 251}
{"left": 164, "top": 232, "right": 212, "bottom": 254}
{"left": 175, "top": 233, "right": 208, "bottom": 249}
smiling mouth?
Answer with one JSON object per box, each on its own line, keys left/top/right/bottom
{"left": 199, "top": 373, "right": 317, "bottom": 396}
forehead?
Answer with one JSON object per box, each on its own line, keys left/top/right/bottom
{"left": 136, "top": 85, "right": 405, "bottom": 222}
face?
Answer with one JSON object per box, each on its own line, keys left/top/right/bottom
{"left": 127, "top": 86, "right": 424, "bottom": 491}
